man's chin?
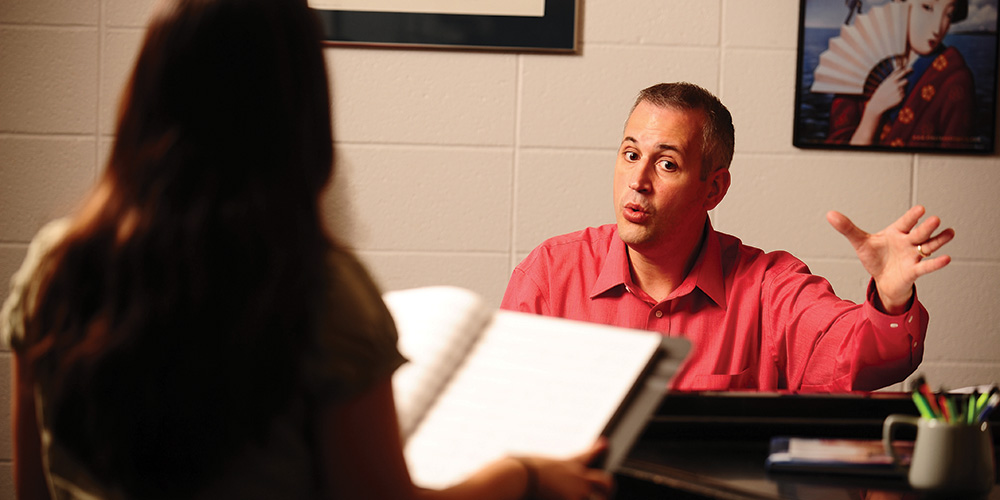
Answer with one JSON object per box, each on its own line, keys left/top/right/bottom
{"left": 616, "top": 221, "right": 654, "bottom": 247}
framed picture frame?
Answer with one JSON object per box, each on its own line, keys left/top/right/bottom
{"left": 309, "top": 0, "right": 579, "bottom": 53}
{"left": 793, "top": 0, "right": 999, "bottom": 154}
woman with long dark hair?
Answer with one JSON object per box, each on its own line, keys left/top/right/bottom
{"left": 2, "top": 0, "right": 612, "bottom": 498}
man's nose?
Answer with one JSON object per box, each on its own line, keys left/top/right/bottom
{"left": 628, "top": 163, "right": 653, "bottom": 192}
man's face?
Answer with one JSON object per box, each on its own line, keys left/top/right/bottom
{"left": 613, "top": 101, "right": 723, "bottom": 256}
{"left": 908, "top": 0, "right": 957, "bottom": 56}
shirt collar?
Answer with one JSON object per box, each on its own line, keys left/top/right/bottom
{"left": 590, "top": 227, "right": 632, "bottom": 298}
{"left": 590, "top": 221, "right": 728, "bottom": 309}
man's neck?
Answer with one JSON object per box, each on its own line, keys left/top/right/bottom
{"left": 626, "top": 224, "right": 707, "bottom": 303}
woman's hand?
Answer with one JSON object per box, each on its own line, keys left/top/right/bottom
{"left": 521, "top": 439, "right": 614, "bottom": 500}
{"left": 850, "top": 65, "right": 912, "bottom": 145}
{"left": 865, "top": 65, "right": 911, "bottom": 116}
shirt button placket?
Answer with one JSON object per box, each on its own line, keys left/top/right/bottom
{"left": 650, "top": 306, "right": 667, "bottom": 333}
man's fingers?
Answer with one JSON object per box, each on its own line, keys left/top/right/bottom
{"left": 910, "top": 214, "right": 942, "bottom": 242}
{"left": 917, "top": 227, "right": 956, "bottom": 254}
{"left": 935, "top": 227, "right": 956, "bottom": 248}
{"left": 826, "top": 210, "right": 868, "bottom": 246}
{"left": 916, "top": 254, "right": 952, "bottom": 275}
{"left": 892, "top": 205, "right": 926, "bottom": 233}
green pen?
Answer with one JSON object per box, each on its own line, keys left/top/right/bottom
{"left": 944, "top": 396, "right": 959, "bottom": 425}
{"left": 977, "top": 390, "right": 990, "bottom": 412}
{"left": 967, "top": 394, "right": 976, "bottom": 425}
{"left": 976, "top": 387, "right": 998, "bottom": 414}
{"left": 911, "top": 392, "right": 935, "bottom": 420}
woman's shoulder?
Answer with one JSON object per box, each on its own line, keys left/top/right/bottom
{"left": 324, "top": 245, "right": 384, "bottom": 304}
{"left": 21, "top": 218, "right": 73, "bottom": 268}
{"left": 1, "top": 218, "right": 73, "bottom": 349}
{"left": 302, "top": 245, "right": 405, "bottom": 400}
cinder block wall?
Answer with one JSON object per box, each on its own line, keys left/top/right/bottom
{"left": 2, "top": 1, "right": 998, "bottom": 493}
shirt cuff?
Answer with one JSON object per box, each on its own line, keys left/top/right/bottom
{"left": 864, "top": 279, "right": 922, "bottom": 340}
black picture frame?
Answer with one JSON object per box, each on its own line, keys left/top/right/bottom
{"left": 312, "top": 0, "right": 579, "bottom": 53}
{"left": 793, "top": 0, "right": 999, "bottom": 154}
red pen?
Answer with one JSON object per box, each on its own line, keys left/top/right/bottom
{"left": 916, "top": 377, "right": 941, "bottom": 418}
{"left": 937, "top": 394, "right": 951, "bottom": 423}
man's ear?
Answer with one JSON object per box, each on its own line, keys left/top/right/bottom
{"left": 704, "top": 168, "right": 731, "bottom": 211}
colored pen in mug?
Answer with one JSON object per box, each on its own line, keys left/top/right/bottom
{"left": 977, "top": 386, "right": 997, "bottom": 412}
{"left": 911, "top": 392, "right": 935, "bottom": 420}
{"left": 966, "top": 393, "right": 976, "bottom": 425}
{"left": 976, "top": 392, "right": 999, "bottom": 423}
{"left": 940, "top": 394, "right": 958, "bottom": 424}
{"left": 913, "top": 376, "right": 941, "bottom": 418}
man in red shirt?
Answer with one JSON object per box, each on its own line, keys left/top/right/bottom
{"left": 501, "top": 82, "right": 955, "bottom": 392}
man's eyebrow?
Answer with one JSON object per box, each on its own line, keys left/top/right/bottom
{"left": 622, "top": 136, "right": 681, "bottom": 153}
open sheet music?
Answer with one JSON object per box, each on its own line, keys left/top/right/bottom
{"left": 384, "top": 286, "right": 690, "bottom": 489}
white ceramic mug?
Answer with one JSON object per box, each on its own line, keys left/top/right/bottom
{"left": 882, "top": 414, "right": 995, "bottom": 494}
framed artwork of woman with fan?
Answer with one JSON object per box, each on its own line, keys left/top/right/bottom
{"left": 793, "top": 0, "right": 999, "bottom": 153}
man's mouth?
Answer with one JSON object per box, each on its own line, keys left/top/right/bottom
{"left": 622, "top": 203, "right": 650, "bottom": 223}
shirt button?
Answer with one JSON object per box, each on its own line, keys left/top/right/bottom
{"left": 890, "top": 323, "right": 899, "bottom": 328}
{"left": 908, "top": 315, "right": 914, "bottom": 323}
{"left": 913, "top": 341, "right": 918, "bottom": 348}
{"left": 655, "top": 310, "right": 663, "bottom": 318}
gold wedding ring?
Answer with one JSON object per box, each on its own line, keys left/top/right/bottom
{"left": 917, "top": 244, "right": 931, "bottom": 258}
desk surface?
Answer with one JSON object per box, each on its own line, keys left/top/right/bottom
{"left": 613, "top": 391, "right": 999, "bottom": 500}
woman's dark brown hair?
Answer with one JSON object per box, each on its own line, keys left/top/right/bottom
{"left": 21, "top": 0, "right": 333, "bottom": 496}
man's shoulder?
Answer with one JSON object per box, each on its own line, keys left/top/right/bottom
{"left": 712, "top": 228, "right": 806, "bottom": 273}
{"left": 536, "top": 224, "right": 618, "bottom": 250}
{"left": 517, "top": 224, "right": 618, "bottom": 270}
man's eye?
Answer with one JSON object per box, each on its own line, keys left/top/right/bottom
{"left": 624, "top": 151, "right": 639, "bottom": 161}
{"left": 657, "top": 159, "right": 677, "bottom": 171}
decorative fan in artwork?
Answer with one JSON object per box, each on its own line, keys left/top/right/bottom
{"left": 811, "top": 2, "right": 910, "bottom": 96}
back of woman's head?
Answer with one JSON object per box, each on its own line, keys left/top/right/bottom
{"left": 115, "top": 0, "right": 332, "bottom": 203}
{"left": 23, "top": 0, "right": 334, "bottom": 496}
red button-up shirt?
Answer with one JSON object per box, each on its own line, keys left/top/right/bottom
{"left": 501, "top": 223, "right": 925, "bottom": 392}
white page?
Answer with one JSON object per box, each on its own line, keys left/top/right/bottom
{"left": 404, "top": 311, "right": 663, "bottom": 489}
{"left": 385, "top": 287, "right": 493, "bottom": 439}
